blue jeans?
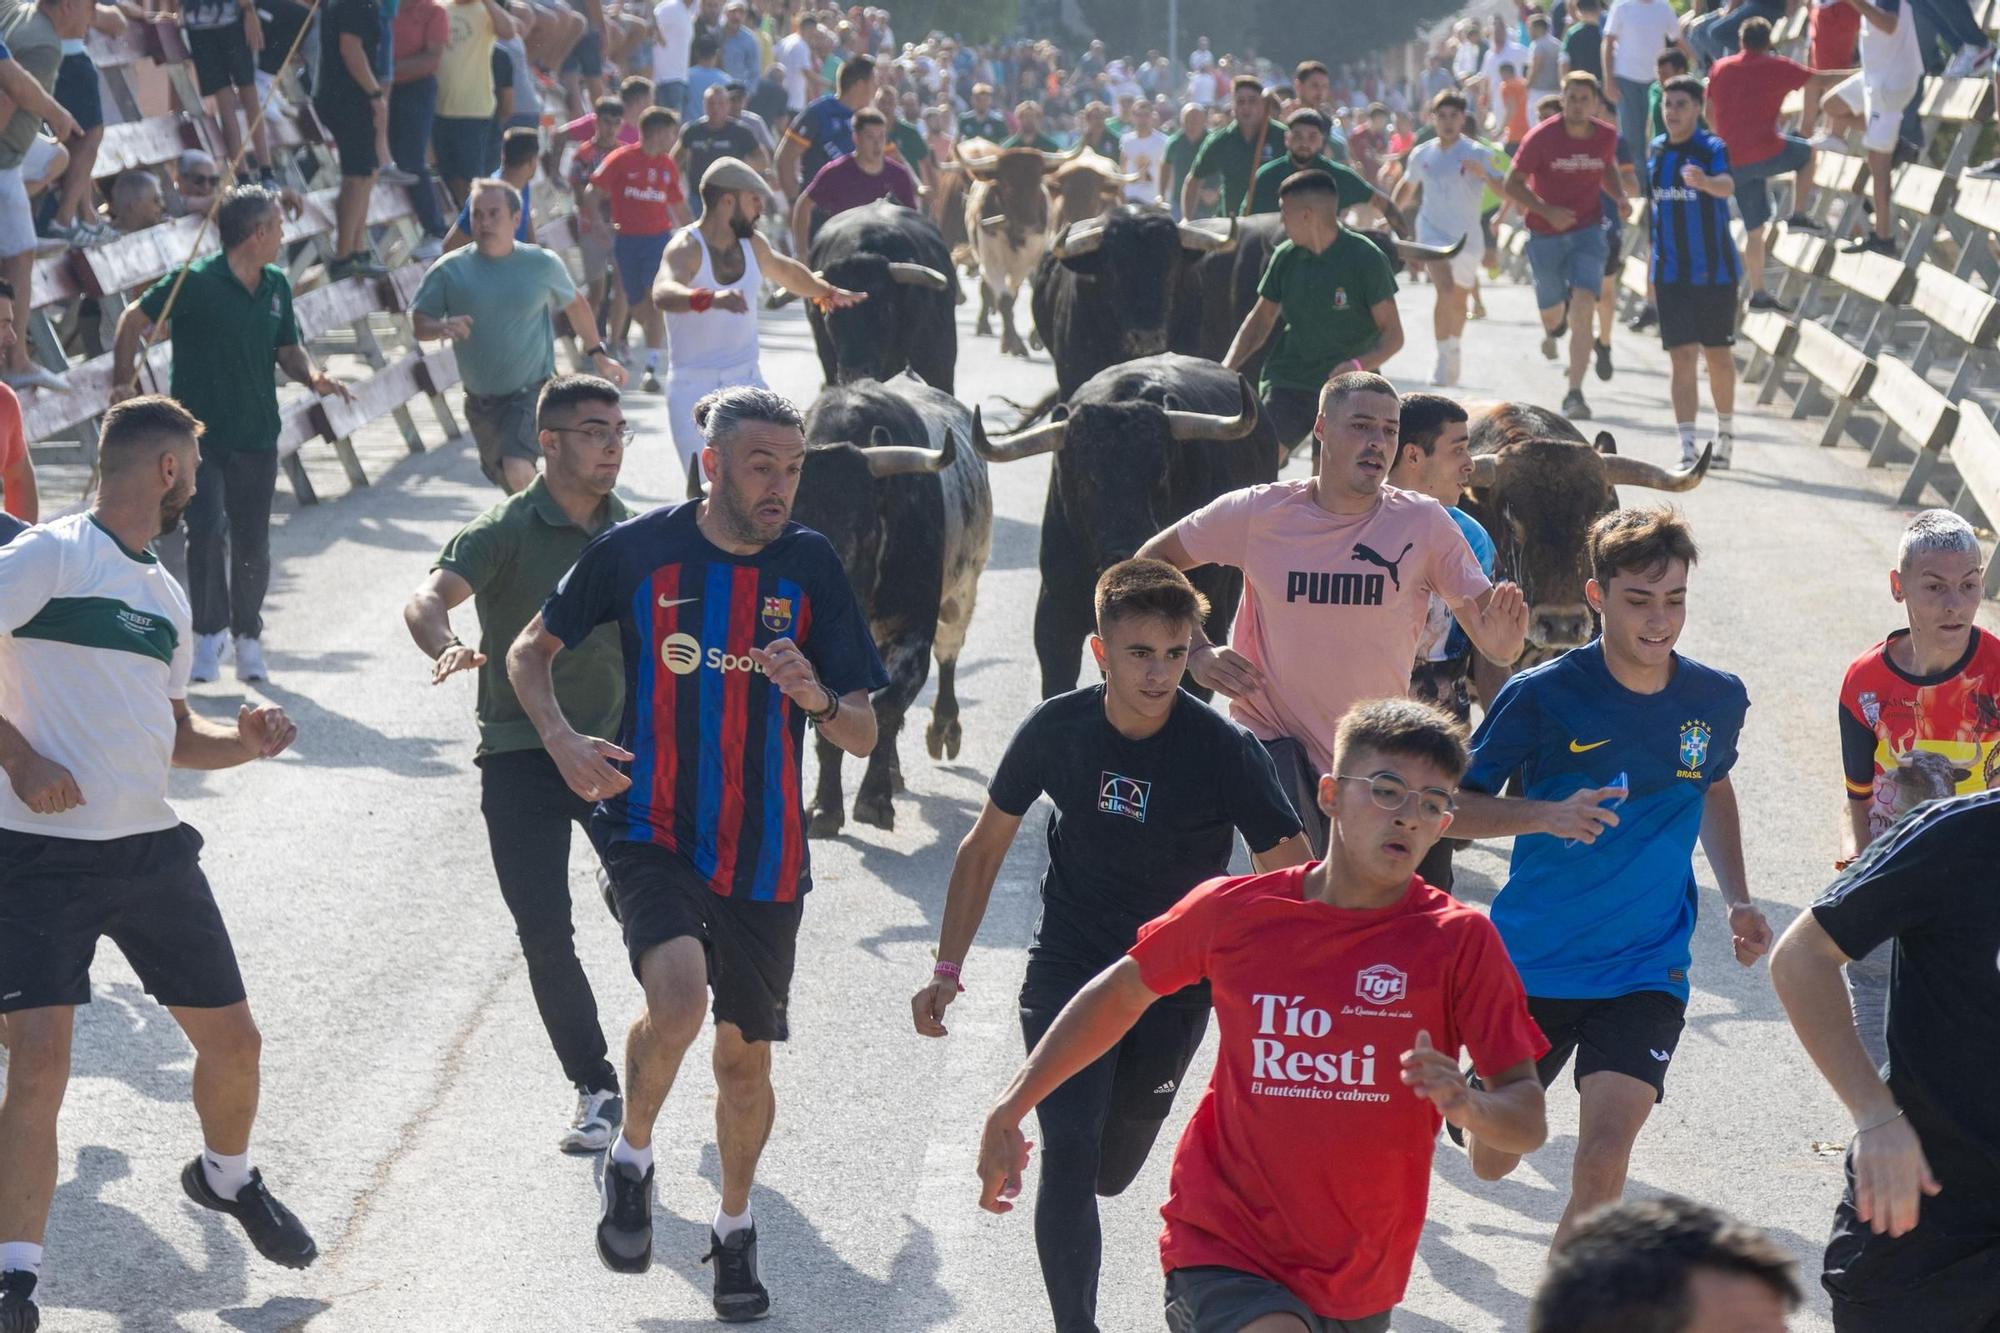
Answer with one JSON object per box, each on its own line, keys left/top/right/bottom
{"left": 655, "top": 79, "right": 688, "bottom": 119}
{"left": 389, "top": 75, "right": 449, "bottom": 236}
{"left": 1911, "top": 0, "right": 1985, "bottom": 52}
{"left": 1732, "top": 134, "right": 1812, "bottom": 229}
{"left": 1614, "top": 76, "right": 1653, "bottom": 181}
{"left": 1526, "top": 224, "right": 1610, "bottom": 310}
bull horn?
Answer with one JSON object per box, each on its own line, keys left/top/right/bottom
{"left": 1392, "top": 234, "right": 1466, "bottom": 264}
{"left": 1051, "top": 219, "right": 1105, "bottom": 260}
{"left": 1601, "top": 441, "right": 1712, "bottom": 492}
{"left": 1107, "top": 168, "right": 1144, "bottom": 184}
{"left": 863, "top": 428, "right": 958, "bottom": 476}
{"left": 1177, "top": 218, "right": 1237, "bottom": 253}
{"left": 971, "top": 404, "right": 1069, "bottom": 462}
{"left": 1040, "top": 140, "right": 1088, "bottom": 168}
{"left": 887, "top": 262, "right": 951, "bottom": 292}
{"left": 1164, "top": 378, "right": 1259, "bottom": 442}
{"left": 1466, "top": 454, "right": 1500, "bottom": 489}
{"left": 954, "top": 142, "right": 1001, "bottom": 173}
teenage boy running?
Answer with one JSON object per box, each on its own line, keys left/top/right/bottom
{"left": 1834, "top": 509, "right": 2000, "bottom": 1070}
{"left": 914, "top": 559, "right": 1310, "bottom": 1333}
{"left": 1648, "top": 75, "right": 1741, "bottom": 471}
{"left": 976, "top": 697, "right": 1550, "bottom": 1333}
{"left": 587, "top": 105, "right": 690, "bottom": 393}
{"left": 1448, "top": 506, "right": 1774, "bottom": 1249}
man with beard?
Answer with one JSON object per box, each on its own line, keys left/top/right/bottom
{"left": 0, "top": 397, "right": 310, "bottom": 1333}
{"left": 1182, "top": 75, "right": 1286, "bottom": 218}
{"left": 507, "top": 385, "right": 887, "bottom": 1323}
{"left": 653, "top": 158, "right": 864, "bottom": 494}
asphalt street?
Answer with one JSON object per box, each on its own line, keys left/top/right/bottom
{"left": 11, "top": 262, "right": 1991, "bottom": 1333}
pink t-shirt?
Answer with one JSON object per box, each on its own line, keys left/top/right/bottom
{"left": 1177, "top": 480, "right": 1490, "bottom": 775}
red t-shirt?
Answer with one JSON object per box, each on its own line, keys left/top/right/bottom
{"left": 564, "top": 112, "right": 641, "bottom": 147}
{"left": 1128, "top": 868, "right": 1547, "bottom": 1320}
{"left": 0, "top": 383, "right": 24, "bottom": 520}
{"left": 391, "top": 0, "right": 447, "bottom": 63}
{"left": 1811, "top": 0, "right": 1861, "bottom": 70}
{"left": 1511, "top": 114, "right": 1619, "bottom": 234}
{"left": 1708, "top": 50, "right": 1814, "bottom": 167}
{"left": 590, "top": 143, "right": 684, "bottom": 235}
{"left": 1839, "top": 627, "right": 2000, "bottom": 838}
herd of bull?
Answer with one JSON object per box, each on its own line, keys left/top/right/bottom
{"left": 785, "top": 182, "right": 1714, "bottom": 833}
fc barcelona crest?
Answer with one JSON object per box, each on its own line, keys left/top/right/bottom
{"left": 1678, "top": 721, "right": 1712, "bottom": 773}
{"left": 761, "top": 596, "right": 794, "bottom": 633}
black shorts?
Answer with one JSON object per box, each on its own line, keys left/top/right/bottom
{"left": 562, "top": 24, "right": 604, "bottom": 77}
{"left": 1528, "top": 989, "right": 1686, "bottom": 1102}
{"left": 1261, "top": 733, "right": 1328, "bottom": 857}
{"left": 599, "top": 839, "right": 803, "bottom": 1044}
{"left": 314, "top": 96, "right": 379, "bottom": 177}
{"left": 1165, "top": 1266, "right": 1390, "bottom": 1333}
{"left": 1479, "top": 206, "right": 1498, "bottom": 250}
{"left": 1657, "top": 282, "right": 1738, "bottom": 350}
{"left": 54, "top": 52, "right": 105, "bottom": 132}
{"left": 185, "top": 23, "right": 256, "bottom": 97}
{"left": 0, "top": 824, "right": 246, "bottom": 1012}
{"left": 1260, "top": 385, "right": 1322, "bottom": 456}
{"left": 1824, "top": 1150, "right": 2000, "bottom": 1332}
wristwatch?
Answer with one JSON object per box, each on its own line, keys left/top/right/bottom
{"left": 584, "top": 343, "right": 610, "bottom": 359}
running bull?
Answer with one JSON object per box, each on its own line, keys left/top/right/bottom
{"left": 955, "top": 139, "right": 1083, "bottom": 357}
{"left": 806, "top": 199, "right": 961, "bottom": 394}
{"left": 794, "top": 378, "right": 992, "bottom": 834}
{"left": 971, "top": 353, "right": 1276, "bottom": 697}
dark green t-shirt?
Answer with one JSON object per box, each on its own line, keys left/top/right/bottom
{"left": 999, "top": 131, "right": 1060, "bottom": 151}
{"left": 1163, "top": 130, "right": 1203, "bottom": 195}
{"left": 434, "top": 478, "right": 632, "bottom": 756}
{"left": 1188, "top": 120, "right": 1288, "bottom": 215}
{"left": 890, "top": 117, "right": 930, "bottom": 171}
{"left": 959, "top": 110, "right": 1009, "bottom": 141}
{"left": 1246, "top": 154, "right": 1373, "bottom": 215}
{"left": 1256, "top": 231, "right": 1399, "bottom": 393}
{"left": 138, "top": 253, "right": 300, "bottom": 453}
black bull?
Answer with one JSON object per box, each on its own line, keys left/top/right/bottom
{"left": 805, "top": 200, "right": 960, "bottom": 393}
{"left": 970, "top": 353, "right": 1278, "bottom": 698}
{"left": 792, "top": 378, "right": 993, "bottom": 835}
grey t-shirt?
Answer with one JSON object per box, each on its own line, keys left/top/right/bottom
{"left": 411, "top": 244, "right": 577, "bottom": 396}
{"left": 0, "top": 3, "right": 60, "bottom": 170}
{"left": 1528, "top": 33, "right": 1563, "bottom": 93}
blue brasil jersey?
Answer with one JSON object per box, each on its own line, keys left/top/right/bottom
{"left": 1462, "top": 640, "right": 1749, "bottom": 1000}
{"left": 1647, "top": 129, "right": 1740, "bottom": 287}
{"left": 542, "top": 501, "right": 888, "bottom": 901}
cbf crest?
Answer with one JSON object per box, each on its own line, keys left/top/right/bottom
{"left": 1678, "top": 720, "right": 1712, "bottom": 776}
{"left": 760, "top": 596, "right": 793, "bottom": 633}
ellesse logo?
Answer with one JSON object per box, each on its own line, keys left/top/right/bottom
{"left": 661, "top": 632, "right": 703, "bottom": 675}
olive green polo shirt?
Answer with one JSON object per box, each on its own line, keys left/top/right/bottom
{"left": 889, "top": 117, "right": 930, "bottom": 171}
{"left": 1246, "top": 154, "right": 1373, "bottom": 215}
{"left": 1187, "top": 119, "right": 1287, "bottom": 216}
{"left": 435, "top": 477, "right": 632, "bottom": 757}
{"left": 137, "top": 253, "right": 300, "bottom": 453}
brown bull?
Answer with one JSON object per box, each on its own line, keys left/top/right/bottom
{"left": 1048, "top": 149, "right": 1144, "bottom": 231}
{"left": 955, "top": 138, "right": 1080, "bottom": 357}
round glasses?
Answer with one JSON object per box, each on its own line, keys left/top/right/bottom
{"left": 1335, "top": 771, "right": 1457, "bottom": 822}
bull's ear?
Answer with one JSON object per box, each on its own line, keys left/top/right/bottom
{"left": 1594, "top": 431, "right": 1617, "bottom": 455}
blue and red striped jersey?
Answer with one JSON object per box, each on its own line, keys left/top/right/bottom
{"left": 541, "top": 501, "right": 888, "bottom": 901}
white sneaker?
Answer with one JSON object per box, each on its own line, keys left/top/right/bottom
{"left": 234, "top": 636, "right": 268, "bottom": 682}
{"left": 1680, "top": 439, "right": 1700, "bottom": 470}
{"left": 2, "top": 365, "right": 66, "bottom": 392}
{"left": 377, "top": 163, "right": 421, "bottom": 186}
{"left": 560, "top": 1087, "right": 623, "bottom": 1154}
{"left": 191, "top": 631, "right": 228, "bottom": 682}
{"left": 412, "top": 235, "right": 443, "bottom": 262}
{"left": 1713, "top": 435, "right": 1733, "bottom": 470}
{"left": 1810, "top": 132, "right": 1847, "bottom": 153}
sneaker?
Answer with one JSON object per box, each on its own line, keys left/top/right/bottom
{"left": 1747, "top": 290, "right": 1793, "bottom": 313}
{"left": 0, "top": 1270, "right": 36, "bottom": 1333}
{"left": 596, "top": 1158, "right": 655, "bottom": 1273}
{"left": 641, "top": 369, "right": 662, "bottom": 394}
{"left": 1945, "top": 43, "right": 1994, "bottom": 78}
{"left": 560, "top": 1088, "right": 623, "bottom": 1154}
{"left": 328, "top": 252, "right": 391, "bottom": 279}
{"left": 234, "top": 636, "right": 268, "bottom": 682}
{"left": 1626, "top": 302, "right": 1657, "bottom": 332}
{"left": 40, "top": 218, "right": 94, "bottom": 248}
{"left": 1713, "top": 435, "right": 1733, "bottom": 470}
{"left": 1561, "top": 388, "right": 1591, "bottom": 420}
{"left": 377, "top": 163, "right": 421, "bottom": 186}
{"left": 1781, "top": 212, "right": 1826, "bottom": 235}
{"left": 1680, "top": 439, "right": 1701, "bottom": 470}
{"left": 1972, "top": 157, "right": 2000, "bottom": 180}
{"left": 1593, "top": 339, "right": 1613, "bottom": 382}
{"left": 1842, "top": 232, "right": 1896, "bottom": 256}
{"left": 702, "top": 1226, "right": 772, "bottom": 1323}
{"left": 411, "top": 235, "right": 444, "bottom": 263}
{"left": 1470, "top": 296, "right": 1487, "bottom": 320}
{"left": 191, "top": 631, "right": 228, "bottom": 682}
{"left": 1810, "top": 132, "right": 1847, "bottom": 153}
{"left": 1540, "top": 322, "right": 1565, "bottom": 360}
{"left": 1, "top": 365, "right": 64, "bottom": 393}
{"left": 179, "top": 1157, "right": 318, "bottom": 1269}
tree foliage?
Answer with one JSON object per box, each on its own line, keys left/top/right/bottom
{"left": 894, "top": 0, "right": 1023, "bottom": 45}
{"left": 1069, "top": 0, "right": 1460, "bottom": 63}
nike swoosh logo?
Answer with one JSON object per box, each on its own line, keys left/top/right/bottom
{"left": 1569, "top": 738, "right": 1612, "bottom": 753}
{"left": 658, "top": 596, "right": 700, "bottom": 609}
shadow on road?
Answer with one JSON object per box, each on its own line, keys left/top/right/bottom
{"left": 69, "top": 982, "right": 195, "bottom": 1104}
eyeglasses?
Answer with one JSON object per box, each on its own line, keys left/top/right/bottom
{"left": 1335, "top": 772, "right": 1457, "bottom": 821}
{"left": 549, "top": 422, "right": 638, "bottom": 446}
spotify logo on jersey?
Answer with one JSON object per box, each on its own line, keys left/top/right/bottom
{"left": 661, "top": 632, "right": 702, "bottom": 675}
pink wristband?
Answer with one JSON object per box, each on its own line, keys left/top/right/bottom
{"left": 933, "top": 960, "right": 962, "bottom": 979}
{"left": 1348, "top": 358, "right": 1366, "bottom": 373}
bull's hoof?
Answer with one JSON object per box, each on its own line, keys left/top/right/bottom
{"left": 854, "top": 793, "right": 895, "bottom": 830}
{"left": 808, "top": 805, "right": 844, "bottom": 838}
{"left": 1001, "top": 334, "right": 1028, "bottom": 358}
{"left": 974, "top": 320, "right": 992, "bottom": 337}
{"left": 1028, "top": 330, "right": 1044, "bottom": 351}
{"left": 927, "top": 717, "right": 962, "bottom": 760}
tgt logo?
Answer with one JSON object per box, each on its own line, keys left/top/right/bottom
{"left": 1355, "top": 963, "right": 1407, "bottom": 1005}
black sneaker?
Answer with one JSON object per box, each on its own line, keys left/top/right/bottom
{"left": 1443, "top": 1070, "right": 1485, "bottom": 1148}
{"left": 702, "top": 1226, "right": 772, "bottom": 1322}
{"left": 1843, "top": 232, "right": 1896, "bottom": 256}
{"left": 1562, "top": 388, "right": 1591, "bottom": 420}
{"left": 1626, "top": 302, "right": 1657, "bottom": 332}
{"left": 1971, "top": 157, "right": 2000, "bottom": 180}
{"left": 1781, "top": 212, "right": 1826, "bottom": 234}
{"left": 1593, "top": 339, "right": 1613, "bottom": 381}
{"left": 1747, "top": 290, "right": 1793, "bottom": 313}
{"left": 0, "top": 1270, "right": 38, "bottom": 1333}
{"left": 596, "top": 1158, "right": 655, "bottom": 1273}
{"left": 180, "top": 1158, "right": 318, "bottom": 1269}
{"left": 1540, "top": 321, "right": 1566, "bottom": 360}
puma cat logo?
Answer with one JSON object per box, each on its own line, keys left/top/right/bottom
{"left": 1352, "top": 541, "right": 1415, "bottom": 591}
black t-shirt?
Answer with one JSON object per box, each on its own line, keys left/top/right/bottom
{"left": 681, "top": 118, "right": 761, "bottom": 190}
{"left": 1813, "top": 789, "right": 2000, "bottom": 1211}
{"left": 989, "top": 685, "right": 1301, "bottom": 972}
{"left": 315, "top": 0, "right": 382, "bottom": 108}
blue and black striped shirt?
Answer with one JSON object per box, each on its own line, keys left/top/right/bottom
{"left": 1647, "top": 130, "right": 1741, "bottom": 287}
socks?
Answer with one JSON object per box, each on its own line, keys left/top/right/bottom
{"left": 1677, "top": 421, "right": 1697, "bottom": 450}
{"left": 610, "top": 1133, "right": 653, "bottom": 1174}
{"left": 0, "top": 1241, "right": 42, "bottom": 1278}
{"left": 1717, "top": 414, "right": 1735, "bottom": 440}
{"left": 201, "top": 1147, "right": 252, "bottom": 1202}
{"left": 713, "top": 1204, "right": 752, "bottom": 1240}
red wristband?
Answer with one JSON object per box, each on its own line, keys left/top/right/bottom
{"left": 689, "top": 287, "right": 715, "bottom": 313}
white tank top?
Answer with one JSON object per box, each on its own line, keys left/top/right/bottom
{"left": 666, "top": 227, "right": 762, "bottom": 373}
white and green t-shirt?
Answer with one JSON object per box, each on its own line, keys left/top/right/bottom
{"left": 0, "top": 513, "right": 192, "bottom": 839}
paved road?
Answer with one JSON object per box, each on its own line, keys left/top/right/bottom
{"left": 14, "top": 264, "right": 1991, "bottom": 1332}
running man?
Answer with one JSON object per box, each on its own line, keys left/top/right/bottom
{"left": 1395, "top": 91, "right": 1505, "bottom": 386}
{"left": 0, "top": 398, "right": 311, "bottom": 1333}
{"left": 913, "top": 559, "right": 1310, "bottom": 1333}
{"left": 976, "top": 698, "right": 1549, "bottom": 1333}
{"left": 775, "top": 52, "right": 876, "bottom": 200}
{"left": 1138, "top": 371, "right": 1528, "bottom": 854}
{"left": 1446, "top": 506, "right": 1774, "bottom": 1249}
{"left": 1834, "top": 510, "right": 2000, "bottom": 1071}
{"left": 653, "top": 156, "right": 864, "bottom": 494}
{"left": 402, "top": 374, "right": 633, "bottom": 1155}
{"left": 506, "top": 386, "right": 887, "bottom": 1321}
{"left": 587, "top": 105, "right": 690, "bottom": 394}
{"left": 1770, "top": 789, "right": 2000, "bottom": 1333}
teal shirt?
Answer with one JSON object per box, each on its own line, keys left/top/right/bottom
{"left": 411, "top": 244, "right": 577, "bottom": 397}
